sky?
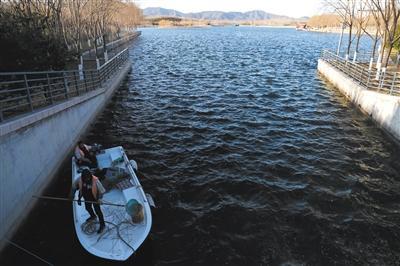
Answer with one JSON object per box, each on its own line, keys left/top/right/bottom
{"left": 135, "top": 0, "right": 323, "bottom": 18}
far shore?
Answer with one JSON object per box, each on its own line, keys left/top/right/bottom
{"left": 139, "top": 24, "right": 297, "bottom": 29}
{"left": 142, "top": 17, "right": 302, "bottom": 29}
{"left": 305, "top": 26, "right": 377, "bottom": 35}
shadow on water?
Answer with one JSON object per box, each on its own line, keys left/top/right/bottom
{"left": 1, "top": 27, "right": 400, "bottom": 265}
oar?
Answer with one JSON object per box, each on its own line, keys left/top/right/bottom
{"left": 33, "top": 195, "right": 125, "bottom": 207}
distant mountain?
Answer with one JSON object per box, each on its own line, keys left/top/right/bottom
{"left": 143, "top": 7, "right": 293, "bottom": 21}
{"left": 143, "top": 7, "right": 185, "bottom": 18}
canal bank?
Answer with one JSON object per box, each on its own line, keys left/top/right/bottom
{"left": 318, "top": 58, "right": 400, "bottom": 144}
{"left": 0, "top": 49, "right": 132, "bottom": 252}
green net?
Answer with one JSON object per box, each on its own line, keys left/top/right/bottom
{"left": 125, "top": 199, "right": 144, "bottom": 223}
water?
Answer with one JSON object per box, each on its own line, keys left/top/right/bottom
{"left": 1, "top": 27, "right": 400, "bottom": 265}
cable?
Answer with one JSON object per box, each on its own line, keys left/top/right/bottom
{"left": 5, "top": 239, "right": 54, "bottom": 266}
{"left": 81, "top": 219, "right": 136, "bottom": 252}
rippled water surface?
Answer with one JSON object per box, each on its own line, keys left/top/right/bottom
{"left": 2, "top": 27, "right": 400, "bottom": 265}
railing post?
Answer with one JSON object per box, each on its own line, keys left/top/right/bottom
{"left": 0, "top": 110, "right": 3, "bottom": 122}
{"left": 24, "top": 74, "right": 33, "bottom": 111}
{"left": 90, "top": 71, "right": 95, "bottom": 90}
{"left": 46, "top": 73, "right": 54, "bottom": 104}
{"left": 98, "top": 70, "right": 102, "bottom": 87}
{"left": 63, "top": 72, "right": 69, "bottom": 99}
{"left": 390, "top": 72, "right": 397, "bottom": 95}
{"left": 379, "top": 68, "right": 386, "bottom": 91}
{"left": 366, "top": 70, "right": 371, "bottom": 89}
{"left": 83, "top": 71, "right": 88, "bottom": 92}
{"left": 73, "top": 71, "right": 79, "bottom": 95}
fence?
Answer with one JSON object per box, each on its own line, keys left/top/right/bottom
{"left": 321, "top": 50, "right": 400, "bottom": 96}
{"left": 338, "top": 50, "right": 378, "bottom": 64}
{"left": 82, "top": 31, "right": 140, "bottom": 61}
{"left": 0, "top": 48, "right": 129, "bottom": 122}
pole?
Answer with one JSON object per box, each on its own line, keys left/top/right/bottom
{"left": 376, "top": 44, "right": 382, "bottom": 80}
{"left": 5, "top": 239, "right": 54, "bottom": 266}
{"left": 32, "top": 195, "right": 125, "bottom": 207}
{"left": 337, "top": 23, "right": 345, "bottom": 56}
{"left": 24, "top": 74, "right": 33, "bottom": 111}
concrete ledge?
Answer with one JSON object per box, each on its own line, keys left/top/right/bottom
{"left": 0, "top": 63, "right": 131, "bottom": 138}
{"left": 0, "top": 88, "right": 105, "bottom": 137}
{"left": 318, "top": 59, "right": 400, "bottom": 142}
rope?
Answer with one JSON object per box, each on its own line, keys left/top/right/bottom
{"left": 81, "top": 220, "right": 136, "bottom": 253}
{"left": 116, "top": 221, "right": 136, "bottom": 252}
{"left": 81, "top": 221, "right": 98, "bottom": 235}
{"left": 35, "top": 196, "right": 136, "bottom": 253}
{"left": 33, "top": 195, "right": 125, "bottom": 207}
{"left": 5, "top": 239, "right": 54, "bottom": 266}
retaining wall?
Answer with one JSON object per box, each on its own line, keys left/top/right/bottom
{"left": 0, "top": 61, "right": 131, "bottom": 249}
{"left": 318, "top": 59, "right": 400, "bottom": 142}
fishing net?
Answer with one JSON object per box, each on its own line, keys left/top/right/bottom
{"left": 80, "top": 199, "right": 145, "bottom": 252}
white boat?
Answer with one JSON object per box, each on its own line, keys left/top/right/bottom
{"left": 72, "top": 146, "right": 152, "bottom": 261}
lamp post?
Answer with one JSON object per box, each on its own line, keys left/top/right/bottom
{"left": 337, "top": 22, "right": 346, "bottom": 56}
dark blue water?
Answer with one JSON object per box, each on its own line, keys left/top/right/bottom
{"left": 1, "top": 27, "right": 400, "bottom": 265}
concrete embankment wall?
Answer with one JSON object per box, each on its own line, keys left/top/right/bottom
{"left": 318, "top": 59, "right": 400, "bottom": 142}
{"left": 0, "top": 62, "right": 131, "bottom": 248}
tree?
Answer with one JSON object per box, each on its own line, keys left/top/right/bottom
{"left": 0, "top": 0, "right": 143, "bottom": 71}
{"left": 353, "top": 0, "right": 372, "bottom": 61}
{"left": 325, "top": 0, "right": 358, "bottom": 58}
{"left": 62, "top": 0, "right": 89, "bottom": 59}
{"left": 0, "top": 0, "right": 70, "bottom": 71}
{"left": 368, "top": 0, "right": 400, "bottom": 68}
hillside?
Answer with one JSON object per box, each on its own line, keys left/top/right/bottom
{"left": 143, "top": 7, "right": 293, "bottom": 21}
{"left": 143, "top": 7, "right": 186, "bottom": 18}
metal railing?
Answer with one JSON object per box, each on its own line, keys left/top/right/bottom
{"left": 338, "top": 50, "right": 379, "bottom": 64}
{"left": 321, "top": 50, "right": 400, "bottom": 96}
{"left": 0, "top": 48, "right": 129, "bottom": 122}
{"left": 82, "top": 31, "right": 140, "bottom": 60}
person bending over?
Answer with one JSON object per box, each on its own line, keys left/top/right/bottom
{"left": 78, "top": 169, "right": 105, "bottom": 234}
{"left": 75, "top": 141, "right": 97, "bottom": 168}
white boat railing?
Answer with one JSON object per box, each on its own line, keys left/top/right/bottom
{"left": 122, "top": 148, "right": 148, "bottom": 203}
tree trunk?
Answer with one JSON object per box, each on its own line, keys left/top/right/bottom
{"left": 346, "top": 23, "right": 353, "bottom": 58}
{"left": 371, "top": 30, "right": 379, "bottom": 59}
{"left": 384, "top": 45, "right": 393, "bottom": 68}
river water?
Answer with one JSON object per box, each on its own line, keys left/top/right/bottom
{"left": 1, "top": 27, "right": 400, "bottom": 265}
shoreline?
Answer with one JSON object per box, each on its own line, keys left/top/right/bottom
{"left": 140, "top": 24, "right": 297, "bottom": 29}
{"left": 305, "top": 26, "right": 377, "bottom": 35}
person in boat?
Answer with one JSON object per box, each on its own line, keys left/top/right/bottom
{"left": 75, "top": 141, "right": 97, "bottom": 168}
{"left": 78, "top": 169, "right": 105, "bottom": 234}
